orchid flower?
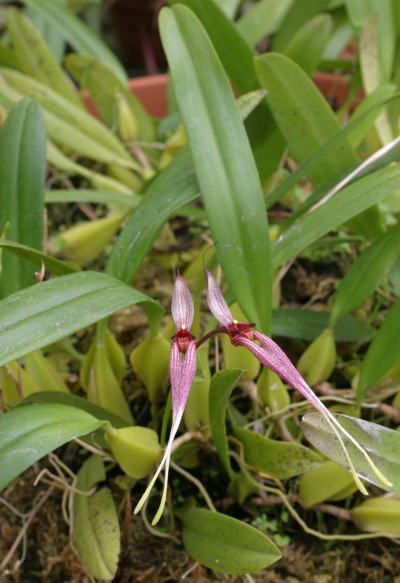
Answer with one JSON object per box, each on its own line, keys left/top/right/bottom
{"left": 134, "top": 275, "right": 197, "bottom": 524}
{"left": 206, "top": 270, "right": 392, "bottom": 494}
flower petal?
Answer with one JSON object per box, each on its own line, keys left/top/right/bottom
{"left": 205, "top": 270, "right": 233, "bottom": 327}
{"left": 236, "top": 332, "right": 391, "bottom": 492}
{"left": 134, "top": 339, "right": 197, "bottom": 525}
{"left": 172, "top": 275, "right": 194, "bottom": 330}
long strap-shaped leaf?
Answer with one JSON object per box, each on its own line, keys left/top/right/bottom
{"left": 22, "top": 0, "right": 127, "bottom": 82}
{"left": 160, "top": 6, "right": 272, "bottom": 332}
{"left": 272, "top": 165, "right": 400, "bottom": 269}
{"left": 0, "top": 98, "right": 45, "bottom": 297}
{"left": 0, "top": 271, "right": 162, "bottom": 367}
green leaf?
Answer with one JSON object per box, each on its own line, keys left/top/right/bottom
{"left": 22, "top": 391, "right": 127, "bottom": 428}
{"left": 236, "top": 0, "right": 292, "bottom": 47}
{"left": 285, "top": 14, "right": 333, "bottom": 74}
{"left": 181, "top": 507, "right": 281, "bottom": 574}
{"left": 21, "top": 0, "right": 127, "bottom": 81}
{"left": 255, "top": 52, "right": 359, "bottom": 188}
{"left": 7, "top": 8, "right": 83, "bottom": 108}
{"left": 169, "top": 0, "right": 285, "bottom": 183}
{"left": 65, "top": 53, "right": 154, "bottom": 141}
{"left": 233, "top": 426, "right": 321, "bottom": 479}
{"left": 108, "top": 90, "right": 263, "bottom": 283}
{"left": 0, "top": 271, "right": 162, "bottom": 367}
{"left": 0, "top": 240, "right": 79, "bottom": 276}
{"left": 345, "top": 0, "right": 370, "bottom": 29}
{"left": 330, "top": 223, "right": 400, "bottom": 327}
{"left": 0, "top": 98, "right": 45, "bottom": 297}
{"left": 272, "top": 165, "right": 400, "bottom": 269}
{"left": 0, "top": 403, "right": 106, "bottom": 491}
{"left": 272, "top": 0, "right": 331, "bottom": 51}
{"left": 357, "top": 296, "right": 400, "bottom": 400}
{"left": 160, "top": 5, "right": 272, "bottom": 331}
{"left": 267, "top": 90, "right": 400, "bottom": 209}
{"left": 0, "top": 69, "right": 136, "bottom": 170}
{"left": 302, "top": 412, "right": 400, "bottom": 493}
{"left": 272, "top": 309, "right": 369, "bottom": 342}
{"left": 360, "top": 13, "right": 394, "bottom": 144}
{"left": 209, "top": 369, "right": 244, "bottom": 478}
{"left": 45, "top": 189, "right": 138, "bottom": 208}
{"left": 72, "top": 455, "right": 120, "bottom": 580}
{"left": 213, "top": 0, "right": 241, "bottom": 19}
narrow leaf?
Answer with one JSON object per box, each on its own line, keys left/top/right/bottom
{"left": 209, "top": 369, "right": 244, "bottom": 478}
{"left": 236, "top": 0, "right": 293, "bottom": 47}
{"left": 0, "top": 98, "right": 45, "bottom": 296}
{"left": 160, "top": 5, "right": 272, "bottom": 331}
{"left": 358, "top": 296, "right": 400, "bottom": 400}
{"left": 7, "top": 8, "right": 83, "bottom": 107}
{"left": 272, "top": 165, "right": 400, "bottom": 269}
{"left": 0, "top": 240, "right": 79, "bottom": 276}
{"left": 22, "top": 0, "right": 127, "bottom": 81}
{"left": 330, "top": 222, "right": 400, "bottom": 326}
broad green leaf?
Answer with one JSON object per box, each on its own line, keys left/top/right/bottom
{"left": 0, "top": 271, "right": 162, "bottom": 367}
{"left": 236, "top": 0, "right": 293, "bottom": 47}
{"left": 302, "top": 412, "right": 400, "bottom": 493}
{"left": 0, "top": 403, "right": 106, "bottom": 491}
{"left": 272, "top": 0, "right": 331, "bottom": 51}
{"left": 72, "top": 455, "right": 120, "bottom": 580}
{"left": 160, "top": 6, "right": 272, "bottom": 331}
{"left": 255, "top": 52, "right": 359, "bottom": 188}
{"left": 357, "top": 296, "right": 400, "bottom": 400}
{"left": 285, "top": 14, "right": 333, "bottom": 74}
{"left": 108, "top": 91, "right": 269, "bottom": 283}
{"left": 272, "top": 165, "right": 400, "bottom": 269}
{"left": 209, "top": 369, "right": 244, "bottom": 478}
{"left": 181, "top": 507, "right": 281, "bottom": 574}
{"left": 233, "top": 426, "right": 321, "bottom": 479}
{"left": 45, "top": 189, "right": 138, "bottom": 208}
{"left": 0, "top": 240, "right": 79, "bottom": 276}
{"left": 330, "top": 222, "right": 400, "bottom": 327}
{"left": 7, "top": 8, "right": 82, "bottom": 108}
{"left": 22, "top": 391, "right": 127, "bottom": 428}
{"left": 65, "top": 53, "right": 154, "bottom": 141}
{"left": 272, "top": 309, "right": 369, "bottom": 342}
{"left": 169, "top": 0, "right": 285, "bottom": 183}
{"left": 22, "top": 0, "right": 127, "bottom": 81}
{"left": 0, "top": 98, "right": 45, "bottom": 297}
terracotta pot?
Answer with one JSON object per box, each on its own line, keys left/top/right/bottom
{"left": 129, "top": 74, "right": 168, "bottom": 118}
{"left": 313, "top": 71, "right": 363, "bottom": 110}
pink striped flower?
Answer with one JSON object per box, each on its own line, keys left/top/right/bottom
{"left": 135, "top": 276, "right": 197, "bottom": 524}
{"left": 206, "top": 270, "right": 391, "bottom": 494}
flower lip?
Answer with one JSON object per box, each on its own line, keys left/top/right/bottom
{"left": 228, "top": 321, "right": 255, "bottom": 342}
{"left": 173, "top": 328, "right": 196, "bottom": 353}
{"left": 172, "top": 274, "right": 194, "bottom": 331}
